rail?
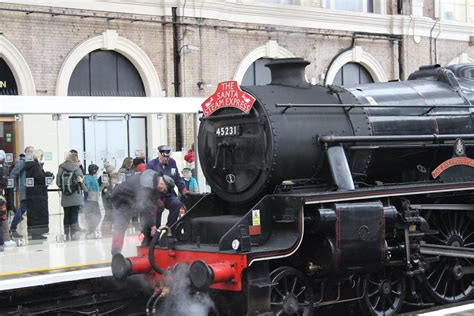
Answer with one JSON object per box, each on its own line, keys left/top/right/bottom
{"left": 275, "top": 103, "right": 474, "bottom": 114}
{"left": 319, "top": 134, "right": 474, "bottom": 144}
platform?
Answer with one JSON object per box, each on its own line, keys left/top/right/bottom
{"left": 0, "top": 234, "right": 140, "bottom": 291}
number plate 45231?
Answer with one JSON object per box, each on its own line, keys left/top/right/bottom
{"left": 215, "top": 125, "right": 240, "bottom": 137}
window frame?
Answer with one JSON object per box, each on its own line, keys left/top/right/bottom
{"left": 321, "top": 0, "right": 379, "bottom": 13}
{"left": 436, "top": 0, "right": 474, "bottom": 23}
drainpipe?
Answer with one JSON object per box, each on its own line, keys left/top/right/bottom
{"left": 172, "top": 7, "right": 183, "bottom": 150}
{"left": 398, "top": 37, "right": 404, "bottom": 80}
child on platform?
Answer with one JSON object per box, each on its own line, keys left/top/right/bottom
{"left": 181, "top": 167, "right": 199, "bottom": 193}
{"left": 84, "top": 164, "right": 101, "bottom": 238}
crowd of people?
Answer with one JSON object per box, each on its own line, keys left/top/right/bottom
{"left": 0, "top": 144, "right": 199, "bottom": 254}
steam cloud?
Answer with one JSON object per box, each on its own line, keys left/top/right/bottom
{"left": 158, "top": 264, "right": 216, "bottom": 316}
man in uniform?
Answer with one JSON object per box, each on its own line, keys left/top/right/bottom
{"left": 147, "top": 145, "right": 191, "bottom": 226}
{"left": 147, "top": 145, "right": 188, "bottom": 197}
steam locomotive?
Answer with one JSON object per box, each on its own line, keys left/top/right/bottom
{"left": 112, "top": 59, "right": 474, "bottom": 315}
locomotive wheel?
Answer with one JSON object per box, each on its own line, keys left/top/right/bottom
{"left": 359, "top": 269, "right": 406, "bottom": 316}
{"left": 270, "top": 267, "right": 314, "bottom": 316}
{"left": 422, "top": 210, "right": 474, "bottom": 303}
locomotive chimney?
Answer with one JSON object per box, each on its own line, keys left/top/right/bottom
{"left": 266, "top": 58, "right": 310, "bottom": 88}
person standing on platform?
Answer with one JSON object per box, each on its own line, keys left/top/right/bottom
{"left": 184, "top": 143, "right": 196, "bottom": 178}
{"left": 84, "top": 164, "right": 101, "bottom": 239}
{"left": 99, "top": 163, "right": 116, "bottom": 234}
{"left": 0, "top": 150, "right": 14, "bottom": 249}
{"left": 57, "top": 152, "right": 84, "bottom": 241}
{"left": 146, "top": 145, "right": 188, "bottom": 197}
{"left": 181, "top": 167, "right": 199, "bottom": 193}
{"left": 9, "top": 146, "right": 34, "bottom": 238}
{"left": 132, "top": 150, "right": 146, "bottom": 173}
{"left": 24, "top": 149, "right": 52, "bottom": 240}
{"left": 0, "top": 196, "right": 7, "bottom": 252}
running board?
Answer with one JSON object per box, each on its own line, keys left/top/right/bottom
{"left": 420, "top": 242, "right": 474, "bottom": 259}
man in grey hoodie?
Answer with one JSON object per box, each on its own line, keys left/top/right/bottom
{"left": 9, "top": 146, "right": 34, "bottom": 238}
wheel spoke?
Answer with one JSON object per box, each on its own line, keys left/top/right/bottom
{"left": 387, "top": 295, "right": 395, "bottom": 309}
{"left": 427, "top": 262, "right": 444, "bottom": 281}
{"left": 464, "top": 231, "right": 474, "bottom": 243}
{"left": 367, "top": 289, "right": 379, "bottom": 297}
{"left": 291, "top": 277, "right": 298, "bottom": 294}
{"left": 443, "top": 278, "right": 450, "bottom": 297}
{"left": 372, "top": 295, "right": 381, "bottom": 309}
{"left": 273, "top": 286, "right": 285, "bottom": 299}
{"left": 295, "top": 286, "right": 306, "bottom": 298}
{"left": 439, "top": 216, "right": 451, "bottom": 237}
{"left": 454, "top": 211, "right": 459, "bottom": 234}
{"left": 461, "top": 222, "right": 472, "bottom": 237}
{"left": 447, "top": 213, "right": 455, "bottom": 235}
{"left": 369, "top": 279, "right": 382, "bottom": 286}
{"left": 433, "top": 268, "right": 446, "bottom": 290}
{"left": 430, "top": 234, "right": 448, "bottom": 244}
{"left": 461, "top": 279, "right": 467, "bottom": 295}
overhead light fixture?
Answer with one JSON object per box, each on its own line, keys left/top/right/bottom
{"left": 185, "top": 44, "right": 200, "bottom": 52}
{"left": 180, "top": 44, "right": 200, "bottom": 54}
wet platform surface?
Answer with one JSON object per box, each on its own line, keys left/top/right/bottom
{"left": 0, "top": 234, "right": 139, "bottom": 291}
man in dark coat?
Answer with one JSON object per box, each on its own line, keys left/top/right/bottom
{"left": 110, "top": 170, "right": 182, "bottom": 255}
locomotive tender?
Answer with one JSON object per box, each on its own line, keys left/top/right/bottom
{"left": 112, "top": 59, "right": 474, "bottom": 315}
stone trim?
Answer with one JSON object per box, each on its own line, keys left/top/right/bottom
{"left": 8, "top": 1, "right": 473, "bottom": 42}
{"left": 325, "top": 46, "right": 388, "bottom": 84}
{"left": 56, "top": 30, "right": 162, "bottom": 96}
{"left": 0, "top": 35, "right": 36, "bottom": 96}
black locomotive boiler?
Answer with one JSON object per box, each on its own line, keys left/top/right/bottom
{"left": 113, "top": 59, "right": 474, "bottom": 315}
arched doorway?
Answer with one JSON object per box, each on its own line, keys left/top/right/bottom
{"left": 333, "top": 62, "right": 374, "bottom": 85}
{"left": 68, "top": 50, "right": 145, "bottom": 96}
{"left": 68, "top": 50, "right": 147, "bottom": 169}
{"left": 0, "top": 57, "right": 18, "bottom": 95}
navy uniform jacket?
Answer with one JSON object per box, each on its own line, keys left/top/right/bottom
{"left": 146, "top": 157, "right": 186, "bottom": 193}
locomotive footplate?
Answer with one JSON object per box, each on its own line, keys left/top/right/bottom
{"left": 304, "top": 181, "right": 474, "bottom": 205}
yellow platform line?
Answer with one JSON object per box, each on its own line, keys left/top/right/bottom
{"left": 0, "top": 261, "right": 111, "bottom": 277}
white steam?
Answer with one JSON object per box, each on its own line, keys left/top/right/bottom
{"left": 158, "top": 264, "right": 216, "bottom": 316}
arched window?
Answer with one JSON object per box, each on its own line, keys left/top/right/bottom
{"left": 0, "top": 58, "right": 18, "bottom": 95}
{"left": 241, "top": 58, "right": 273, "bottom": 86}
{"left": 68, "top": 50, "right": 145, "bottom": 96}
{"left": 333, "top": 62, "right": 374, "bottom": 86}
